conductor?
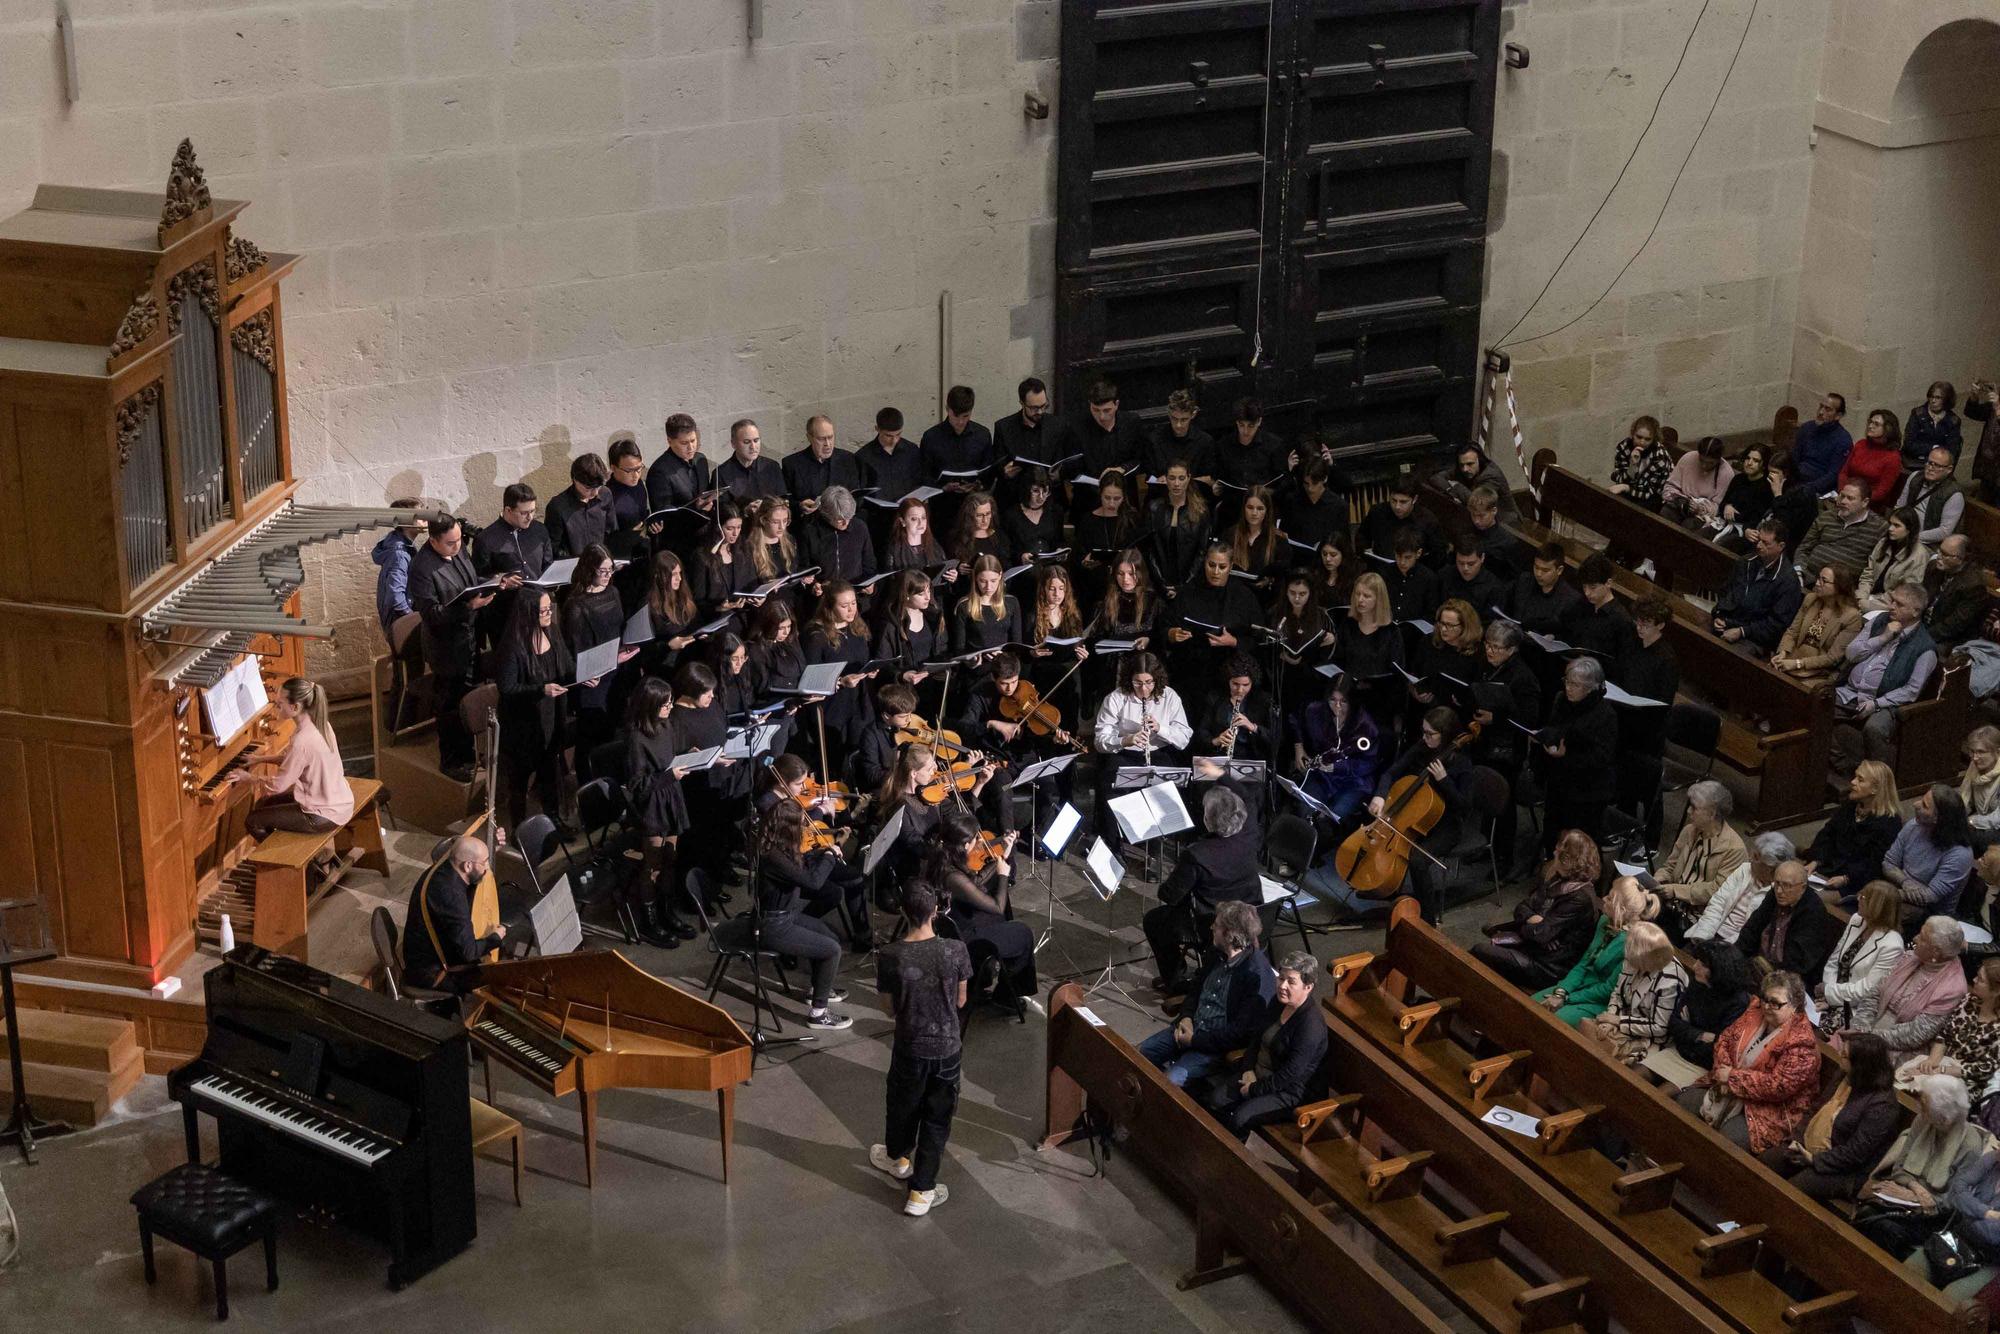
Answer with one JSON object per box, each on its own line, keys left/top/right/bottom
{"left": 402, "top": 836, "right": 508, "bottom": 994}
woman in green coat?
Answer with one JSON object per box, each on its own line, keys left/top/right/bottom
{"left": 1534, "top": 878, "right": 1658, "bottom": 1026}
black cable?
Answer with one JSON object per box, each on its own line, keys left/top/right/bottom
{"left": 1491, "top": 0, "right": 1714, "bottom": 348}
{"left": 1503, "top": 0, "right": 1760, "bottom": 351}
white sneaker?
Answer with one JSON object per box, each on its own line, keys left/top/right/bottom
{"left": 904, "top": 1184, "right": 948, "bottom": 1216}
{"left": 869, "top": 1144, "right": 912, "bottom": 1180}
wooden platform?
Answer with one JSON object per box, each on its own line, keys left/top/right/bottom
{"left": 0, "top": 1010, "right": 145, "bottom": 1125}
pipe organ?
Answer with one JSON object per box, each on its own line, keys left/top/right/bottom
{"left": 0, "top": 142, "right": 431, "bottom": 990}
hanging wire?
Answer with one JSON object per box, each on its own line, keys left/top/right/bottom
{"left": 1490, "top": 0, "right": 1715, "bottom": 348}
{"left": 1503, "top": 0, "right": 1761, "bottom": 350}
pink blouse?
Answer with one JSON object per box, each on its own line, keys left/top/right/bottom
{"left": 267, "top": 722, "right": 354, "bottom": 826}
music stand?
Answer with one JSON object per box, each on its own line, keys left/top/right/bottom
{"left": 1011, "top": 751, "right": 1081, "bottom": 897}
{"left": 1108, "top": 767, "right": 1193, "bottom": 881}
{"left": 0, "top": 899, "right": 70, "bottom": 1163}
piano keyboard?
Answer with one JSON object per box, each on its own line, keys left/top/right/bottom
{"left": 471, "top": 1016, "right": 570, "bottom": 1080}
{"left": 187, "top": 1074, "right": 392, "bottom": 1166}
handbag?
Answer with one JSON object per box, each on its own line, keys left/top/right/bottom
{"left": 1924, "top": 1215, "right": 1989, "bottom": 1286}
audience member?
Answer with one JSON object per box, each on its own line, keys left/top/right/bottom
{"left": 1865, "top": 916, "right": 1969, "bottom": 1064}
{"left": 1792, "top": 391, "right": 1854, "bottom": 497}
{"left": 1968, "top": 378, "right": 2000, "bottom": 503}
{"left": 1739, "top": 859, "right": 1838, "bottom": 981}
{"left": 1653, "top": 780, "right": 1747, "bottom": 931}
{"left": 1837, "top": 409, "right": 1905, "bottom": 512}
{"left": 1607, "top": 415, "right": 1672, "bottom": 510}
{"left": 1880, "top": 783, "right": 1974, "bottom": 924}
{"left": 1762, "top": 1031, "right": 1900, "bottom": 1202}
{"left": 1204, "top": 951, "right": 1329, "bottom": 1141}
{"left": 1473, "top": 829, "right": 1601, "bottom": 990}
{"left": 1817, "top": 880, "right": 1905, "bottom": 1032}
{"left": 1795, "top": 482, "right": 1885, "bottom": 579}
{"left": 1686, "top": 831, "right": 1793, "bottom": 947}
{"left": 1711, "top": 518, "right": 1802, "bottom": 653}
{"left": 1962, "top": 726, "right": 2000, "bottom": 853}
{"left": 1906, "top": 380, "right": 1963, "bottom": 466}
{"left": 1676, "top": 969, "right": 1819, "bottom": 1152}
{"left": 1902, "top": 1143, "right": 2000, "bottom": 1302}
{"left": 1668, "top": 939, "right": 1758, "bottom": 1070}
{"left": 1905, "top": 957, "right": 2000, "bottom": 1100}
{"left": 1662, "top": 434, "right": 1733, "bottom": 526}
{"left": 1830, "top": 582, "right": 1937, "bottom": 778}
{"left": 1856, "top": 507, "right": 1927, "bottom": 614}
{"left": 1715, "top": 443, "right": 1775, "bottom": 534}
{"left": 1136, "top": 901, "right": 1274, "bottom": 1088}
{"left": 1854, "top": 1074, "right": 1988, "bottom": 1262}
{"left": 1923, "top": 533, "right": 1989, "bottom": 648}
{"left": 1535, "top": 878, "right": 1657, "bottom": 1027}
{"left": 1806, "top": 760, "right": 1903, "bottom": 905}
{"left": 1899, "top": 445, "right": 1965, "bottom": 544}
{"left": 1772, "top": 563, "right": 1863, "bottom": 685}
{"left": 1580, "top": 922, "right": 1687, "bottom": 1064}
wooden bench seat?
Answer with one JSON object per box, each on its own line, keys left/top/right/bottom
{"left": 1324, "top": 903, "right": 1985, "bottom": 1334}
{"left": 244, "top": 777, "right": 389, "bottom": 961}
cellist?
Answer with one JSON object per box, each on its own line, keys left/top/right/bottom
{"left": 1335, "top": 705, "right": 1472, "bottom": 925}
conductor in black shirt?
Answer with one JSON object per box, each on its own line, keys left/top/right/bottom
{"left": 1143, "top": 778, "right": 1262, "bottom": 994}
{"left": 402, "top": 836, "right": 505, "bottom": 993}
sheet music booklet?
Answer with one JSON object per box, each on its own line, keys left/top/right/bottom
{"left": 1109, "top": 780, "right": 1194, "bottom": 843}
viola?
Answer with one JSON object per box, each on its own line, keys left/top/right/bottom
{"left": 800, "top": 817, "right": 838, "bottom": 855}
{"left": 894, "top": 720, "right": 979, "bottom": 762}
{"left": 919, "top": 758, "right": 995, "bottom": 805}
{"left": 997, "top": 679, "right": 1085, "bottom": 753}
{"left": 792, "top": 777, "right": 854, "bottom": 814}
{"left": 1332, "top": 722, "right": 1481, "bottom": 899}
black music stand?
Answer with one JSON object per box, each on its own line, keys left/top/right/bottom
{"left": 0, "top": 899, "right": 72, "bottom": 1163}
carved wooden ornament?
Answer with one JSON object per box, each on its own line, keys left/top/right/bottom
{"left": 114, "top": 382, "right": 163, "bottom": 468}
{"left": 107, "top": 291, "right": 160, "bottom": 366}
{"left": 158, "top": 138, "right": 213, "bottom": 245}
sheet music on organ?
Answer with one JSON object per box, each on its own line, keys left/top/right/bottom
{"left": 203, "top": 654, "right": 268, "bottom": 745}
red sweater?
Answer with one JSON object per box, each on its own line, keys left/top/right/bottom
{"left": 1837, "top": 441, "right": 1903, "bottom": 512}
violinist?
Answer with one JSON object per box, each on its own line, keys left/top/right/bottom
{"left": 1335, "top": 705, "right": 1472, "bottom": 925}
{"left": 756, "top": 753, "right": 847, "bottom": 824}
{"left": 622, "top": 675, "right": 697, "bottom": 946}
{"left": 877, "top": 678, "right": 1014, "bottom": 838}
{"left": 748, "top": 801, "right": 856, "bottom": 1031}
{"left": 755, "top": 758, "right": 873, "bottom": 949}
{"left": 875, "top": 743, "right": 947, "bottom": 882}
{"left": 928, "top": 810, "right": 1038, "bottom": 1008}
{"left": 959, "top": 653, "right": 1070, "bottom": 843}
{"left": 1092, "top": 651, "right": 1193, "bottom": 854}
{"left": 1292, "top": 673, "right": 1382, "bottom": 832}
{"left": 856, "top": 683, "right": 924, "bottom": 795}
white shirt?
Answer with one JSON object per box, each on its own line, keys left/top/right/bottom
{"left": 1094, "top": 687, "right": 1192, "bottom": 754}
{"left": 1685, "top": 864, "right": 1768, "bottom": 945}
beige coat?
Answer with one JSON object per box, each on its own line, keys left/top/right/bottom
{"left": 1857, "top": 539, "right": 1929, "bottom": 613}
{"left": 1656, "top": 822, "right": 1748, "bottom": 907}
{"left": 1773, "top": 597, "right": 1864, "bottom": 685}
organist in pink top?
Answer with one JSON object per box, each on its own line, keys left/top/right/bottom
{"left": 230, "top": 676, "right": 355, "bottom": 837}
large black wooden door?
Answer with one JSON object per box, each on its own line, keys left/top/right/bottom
{"left": 1056, "top": 0, "right": 1500, "bottom": 475}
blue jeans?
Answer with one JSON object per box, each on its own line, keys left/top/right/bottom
{"left": 1137, "top": 1027, "right": 1226, "bottom": 1088}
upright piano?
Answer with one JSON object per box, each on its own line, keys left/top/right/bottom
{"left": 169, "top": 946, "right": 475, "bottom": 1288}
{"left": 467, "top": 950, "right": 753, "bottom": 1185}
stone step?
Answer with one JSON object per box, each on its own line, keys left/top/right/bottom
{"left": 0, "top": 1009, "right": 140, "bottom": 1072}
{"left": 0, "top": 1044, "right": 144, "bottom": 1127}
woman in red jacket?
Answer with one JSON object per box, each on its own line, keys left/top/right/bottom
{"left": 1837, "top": 409, "right": 1905, "bottom": 512}
{"left": 1674, "top": 970, "right": 1820, "bottom": 1152}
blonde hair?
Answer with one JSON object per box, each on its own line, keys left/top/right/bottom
{"left": 1349, "top": 572, "right": 1393, "bottom": 632}
{"left": 959, "top": 554, "right": 1008, "bottom": 621}
{"left": 1621, "top": 922, "right": 1673, "bottom": 973}
{"left": 1852, "top": 760, "right": 1901, "bottom": 820}
{"left": 1604, "top": 877, "right": 1659, "bottom": 931}
{"left": 745, "top": 497, "right": 796, "bottom": 580}
{"left": 1435, "top": 597, "right": 1483, "bottom": 649}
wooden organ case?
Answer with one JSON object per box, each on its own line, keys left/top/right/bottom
{"left": 0, "top": 142, "right": 416, "bottom": 993}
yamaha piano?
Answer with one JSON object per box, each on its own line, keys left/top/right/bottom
{"left": 169, "top": 947, "right": 474, "bottom": 1288}
{"left": 468, "top": 950, "right": 753, "bottom": 1186}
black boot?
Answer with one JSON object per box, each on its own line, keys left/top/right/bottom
{"left": 658, "top": 886, "right": 698, "bottom": 941}
{"left": 635, "top": 900, "right": 680, "bottom": 948}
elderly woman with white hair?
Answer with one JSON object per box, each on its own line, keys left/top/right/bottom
{"left": 1143, "top": 779, "right": 1261, "bottom": 996}
{"left": 1540, "top": 655, "right": 1620, "bottom": 852}
{"left": 1864, "top": 916, "right": 1971, "bottom": 1064}
{"left": 1654, "top": 781, "right": 1748, "bottom": 935}
{"left": 1686, "top": 831, "right": 1793, "bottom": 946}
{"left": 1854, "top": 1073, "right": 1992, "bottom": 1265}
{"left": 1581, "top": 922, "right": 1688, "bottom": 1064}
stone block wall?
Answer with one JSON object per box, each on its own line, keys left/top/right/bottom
{"left": 0, "top": 0, "right": 1060, "bottom": 684}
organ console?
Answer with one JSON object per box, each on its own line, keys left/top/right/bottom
{"left": 0, "top": 142, "right": 442, "bottom": 1000}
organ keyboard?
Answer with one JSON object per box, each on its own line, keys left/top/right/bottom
{"left": 169, "top": 947, "right": 474, "bottom": 1288}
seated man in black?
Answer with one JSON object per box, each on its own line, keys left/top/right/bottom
{"left": 1135, "top": 900, "right": 1274, "bottom": 1087}
{"left": 1711, "top": 517, "right": 1802, "bottom": 655}
{"left": 402, "top": 836, "right": 506, "bottom": 995}
{"left": 1144, "top": 781, "right": 1261, "bottom": 996}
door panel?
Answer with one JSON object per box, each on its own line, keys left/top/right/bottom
{"left": 1057, "top": 0, "right": 1499, "bottom": 477}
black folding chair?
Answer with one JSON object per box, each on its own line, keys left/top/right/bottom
{"left": 691, "top": 868, "right": 795, "bottom": 1034}
{"left": 1261, "top": 813, "right": 1319, "bottom": 954}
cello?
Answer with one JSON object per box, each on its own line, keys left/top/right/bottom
{"left": 1332, "top": 721, "right": 1479, "bottom": 899}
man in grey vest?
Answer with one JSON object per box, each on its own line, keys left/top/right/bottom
{"left": 1829, "top": 581, "right": 1937, "bottom": 781}
{"left": 1897, "top": 447, "right": 1965, "bottom": 546}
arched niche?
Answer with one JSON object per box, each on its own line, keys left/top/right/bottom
{"left": 1793, "top": 14, "right": 2000, "bottom": 414}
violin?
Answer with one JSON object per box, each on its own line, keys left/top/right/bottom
{"left": 997, "top": 679, "right": 1085, "bottom": 752}
{"left": 964, "top": 829, "right": 1012, "bottom": 874}
{"left": 919, "top": 757, "right": 995, "bottom": 805}
{"left": 800, "top": 816, "right": 838, "bottom": 855}
{"left": 895, "top": 720, "right": 979, "bottom": 761}
{"left": 793, "top": 776, "right": 854, "bottom": 814}
{"left": 1333, "top": 722, "right": 1481, "bottom": 899}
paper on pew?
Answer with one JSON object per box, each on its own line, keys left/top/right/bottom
{"left": 1074, "top": 1006, "right": 1106, "bottom": 1028}
{"left": 1479, "top": 1106, "right": 1540, "bottom": 1137}
{"left": 1639, "top": 1046, "right": 1708, "bottom": 1090}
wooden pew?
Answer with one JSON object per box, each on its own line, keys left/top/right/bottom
{"left": 1262, "top": 1024, "right": 1739, "bottom": 1334}
{"left": 1532, "top": 462, "right": 1737, "bottom": 598}
{"left": 1041, "top": 985, "right": 1455, "bottom": 1334}
{"left": 1326, "top": 902, "right": 1987, "bottom": 1334}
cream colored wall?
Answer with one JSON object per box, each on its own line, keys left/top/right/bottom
{"left": 1794, "top": 6, "right": 2000, "bottom": 416}
{"left": 1479, "top": 0, "right": 1827, "bottom": 478}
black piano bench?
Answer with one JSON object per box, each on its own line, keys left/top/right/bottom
{"left": 129, "top": 1163, "right": 279, "bottom": 1320}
